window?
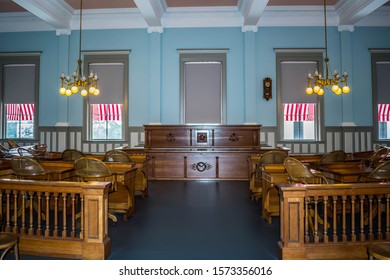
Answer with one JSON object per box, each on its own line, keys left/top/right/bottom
{"left": 372, "top": 52, "right": 390, "bottom": 140}
{"left": 83, "top": 52, "right": 129, "bottom": 141}
{"left": 0, "top": 55, "right": 39, "bottom": 140}
{"left": 179, "top": 50, "right": 227, "bottom": 124}
{"left": 276, "top": 50, "right": 323, "bottom": 141}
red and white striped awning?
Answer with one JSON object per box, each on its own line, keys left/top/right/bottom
{"left": 92, "top": 104, "right": 122, "bottom": 121}
{"left": 378, "top": 104, "right": 390, "bottom": 122}
{"left": 283, "top": 103, "right": 315, "bottom": 121}
{"left": 7, "top": 104, "right": 34, "bottom": 121}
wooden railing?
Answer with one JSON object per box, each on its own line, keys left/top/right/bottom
{"left": 0, "top": 179, "right": 111, "bottom": 259}
{"left": 277, "top": 182, "right": 390, "bottom": 259}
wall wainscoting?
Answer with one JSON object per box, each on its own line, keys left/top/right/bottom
{"left": 2, "top": 125, "right": 388, "bottom": 154}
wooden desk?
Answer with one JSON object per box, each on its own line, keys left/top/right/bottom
{"left": 105, "top": 162, "right": 136, "bottom": 220}
{"left": 40, "top": 161, "right": 75, "bottom": 181}
{"left": 261, "top": 164, "right": 288, "bottom": 223}
{"left": 317, "top": 162, "right": 372, "bottom": 183}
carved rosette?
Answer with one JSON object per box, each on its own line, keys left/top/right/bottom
{"left": 229, "top": 133, "right": 239, "bottom": 142}
{"left": 166, "top": 133, "right": 176, "bottom": 142}
{"left": 190, "top": 162, "right": 212, "bottom": 172}
{"left": 197, "top": 132, "right": 208, "bottom": 143}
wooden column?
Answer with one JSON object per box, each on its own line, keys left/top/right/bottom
{"left": 277, "top": 184, "right": 307, "bottom": 260}
{"left": 81, "top": 182, "right": 111, "bottom": 260}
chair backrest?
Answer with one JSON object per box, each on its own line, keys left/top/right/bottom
{"left": 283, "top": 157, "right": 330, "bottom": 184}
{"left": 367, "top": 160, "right": 390, "bottom": 181}
{"left": 11, "top": 156, "right": 47, "bottom": 179}
{"left": 364, "top": 147, "right": 389, "bottom": 168}
{"left": 62, "top": 149, "right": 86, "bottom": 162}
{"left": 258, "top": 150, "right": 288, "bottom": 165}
{"left": 74, "top": 157, "right": 112, "bottom": 180}
{"left": 319, "top": 150, "right": 347, "bottom": 164}
{"left": 7, "top": 139, "right": 19, "bottom": 149}
{"left": 103, "top": 150, "right": 132, "bottom": 163}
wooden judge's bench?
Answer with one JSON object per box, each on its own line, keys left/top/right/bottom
{"left": 143, "top": 124, "right": 263, "bottom": 180}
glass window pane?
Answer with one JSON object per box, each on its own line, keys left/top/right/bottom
{"left": 91, "top": 104, "right": 122, "bottom": 140}
{"left": 283, "top": 103, "right": 315, "bottom": 140}
{"left": 5, "top": 103, "right": 35, "bottom": 139}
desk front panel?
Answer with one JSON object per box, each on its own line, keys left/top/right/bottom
{"left": 148, "top": 150, "right": 259, "bottom": 180}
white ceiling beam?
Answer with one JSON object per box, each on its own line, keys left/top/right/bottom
{"left": 12, "top": 0, "right": 73, "bottom": 30}
{"left": 336, "top": 0, "right": 389, "bottom": 26}
{"left": 239, "top": 0, "right": 269, "bottom": 31}
{"left": 133, "top": 0, "right": 165, "bottom": 33}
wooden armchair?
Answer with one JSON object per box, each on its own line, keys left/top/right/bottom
{"left": 74, "top": 157, "right": 117, "bottom": 224}
{"left": 251, "top": 150, "right": 287, "bottom": 201}
{"left": 362, "top": 147, "right": 389, "bottom": 168}
{"left": 0, "top": 214, "right": 19, "bottom": 260}
{"left": 319, "top": 150, "right": 347, "bottom": 165}
{"left": 6, "top": 139, "right": 19, "bottom": 149}
{"left": 284, "top": 157, "right": 328, "bottom": 184}
{"left": 11, "top": 156, "right": 48, "bottom": 181}
{"left": 62, "top": 149, "right": 86, "bottom": 162}
{"left": 103, "top": 149, "right": 132, "bottom": 163}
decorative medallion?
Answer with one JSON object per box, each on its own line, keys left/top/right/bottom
{"left": 229, "top": 133, "right": 239, "bottom": 142}
{"left": 166, "top": 133, "right": 176, "bottom": 142}
{"left": 190, "top": 162, "right": 212, "bottom": 172}
{"left": 196, "top": 131, "right": 208, "bottom": 144}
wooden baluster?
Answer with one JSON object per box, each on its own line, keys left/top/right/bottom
{"left": 377, "top": 195, "right": 382, "bottom": 240}
{"left": 44, "top": 192, "right": 50, "bottom": 237}
{"left": 342, "top": 195, "right": 347, "bottom": 242}
{"left": 386, "top": 194, "right": 390, "bottom": 239}
{"left": 368, "top": 194, "right": 374, "bottom": 240}
{"left": 19, "top": 191, "right": 27, "bottom": 234}
{"left": 5, "top": 190, "right": 11, "bottom": 232}
{"left": 71, "top": 193, "right": 76, "bottom": 238}
{"left": 28, "top": 191, "right": 34, "bottom": 236}
{"left": 350, "top": 195, "right": 356, "bottom": 242}
{"left": 62, "top": 193, "right": 67, "bottom": 238}
{"left": 79, "top": 195, "right": 84, "bottom": 239}
{"left": 323, "top": 196, "right": 328, "bottom": 243}
{"left": 53, "top": 192, "right": 59, "bottom": 237}
{"left": 304, "top": 197, "right": 309, "bottom": 242}
{"left": 332, "top": 195, "right": 337, "bottom": 242}
{"left": 314, "top": 196, "right": 319, "bottom": 243}
{"left": 12, "top": 190, "right": 18, "bottom": 233}
{"left": 359, "top": 195, "right": 365, "bottom": 241}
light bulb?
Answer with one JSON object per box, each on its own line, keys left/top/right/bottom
{"left": 81, "top": 89, "right": 88, "bottom": 96}
{"left": 318, "top": 88, "right": 324, "bottom": 96}
{"left": 306, "top": 87, "right": 313, "bottom": 95}
{"left": 336, "top": 88, "right": 342, "bottom": 95}
{"left": 71, "top": 86, "right": 79, "bottom": 94}
{"left": 65, "top": 89, "right": 72, "bottom": 97}
{"left": 89, "top": 87, "right": 96, "bottom": 94}
{"left": 59, "top": 87, "right": 66, "bottom": 95}
{"left": 93, "top": 88, "right": 100, "bottom": 96}
{"left": 332, "top": 85, "right": 339, "bottom": 93}
{"left": 342, "top": 85, "right": 350, "bottom": 94}
{"left": 313, "top": 85, "right": 320, "bottom": 94}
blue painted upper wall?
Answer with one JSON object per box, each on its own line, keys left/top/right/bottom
{"left": 0, "top": 26, "right": 389, "bottom": 127}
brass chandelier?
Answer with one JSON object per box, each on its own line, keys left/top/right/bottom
{"left": 59, "top": 0, "right": 100, "bottom": 97}
{"left": 306, "top": 0, "right": 350, "bottom": 96}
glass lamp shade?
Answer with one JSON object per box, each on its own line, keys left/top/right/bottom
{"left": 65, "top": 89, "right": 72, "bottom": 97}
{"left": 71, "top": 86, "right": 79, "bottom": 94}
{"left": 59, "top": 87, "right": 66, "bottom": 95}
{"left": 89, "top": 87, "right": 96, "bottom": 94}
{"left": 318, "top": 88, "right": 324, "bottom": 96}
{"left": 93, "top": 89, "right": 100, "bottom": 96}
{"left": 313, "top": 85, "right": 320, "bottom": 94}
{"left": 332, "top": 84, "right": 339, "bottom": 93}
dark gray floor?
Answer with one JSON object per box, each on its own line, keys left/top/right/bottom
{"left": 19, "top": 180, "right": 280, "bottom": 260}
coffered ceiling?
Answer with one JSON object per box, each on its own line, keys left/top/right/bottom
{"left": 0, "top": 0, "right": 389, "bottom": 33}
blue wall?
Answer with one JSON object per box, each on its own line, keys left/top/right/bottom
{"left": 0, "top": 26, "right": 389, "bottom": 127}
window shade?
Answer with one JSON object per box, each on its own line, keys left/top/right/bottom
{"left": 7, "top": 104, "right": 34, "bottom": 121}
{"left": 3, "top": 64, "right": 36, "bottom": 103}
{"left": 284, "top": 103, "right": 315, "bottom": 121}
{"left": 378, "top": 104, "right": 390, "bottom": 121}
{"left": 92, "top": 104, "right": 122, "bottom": 121}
